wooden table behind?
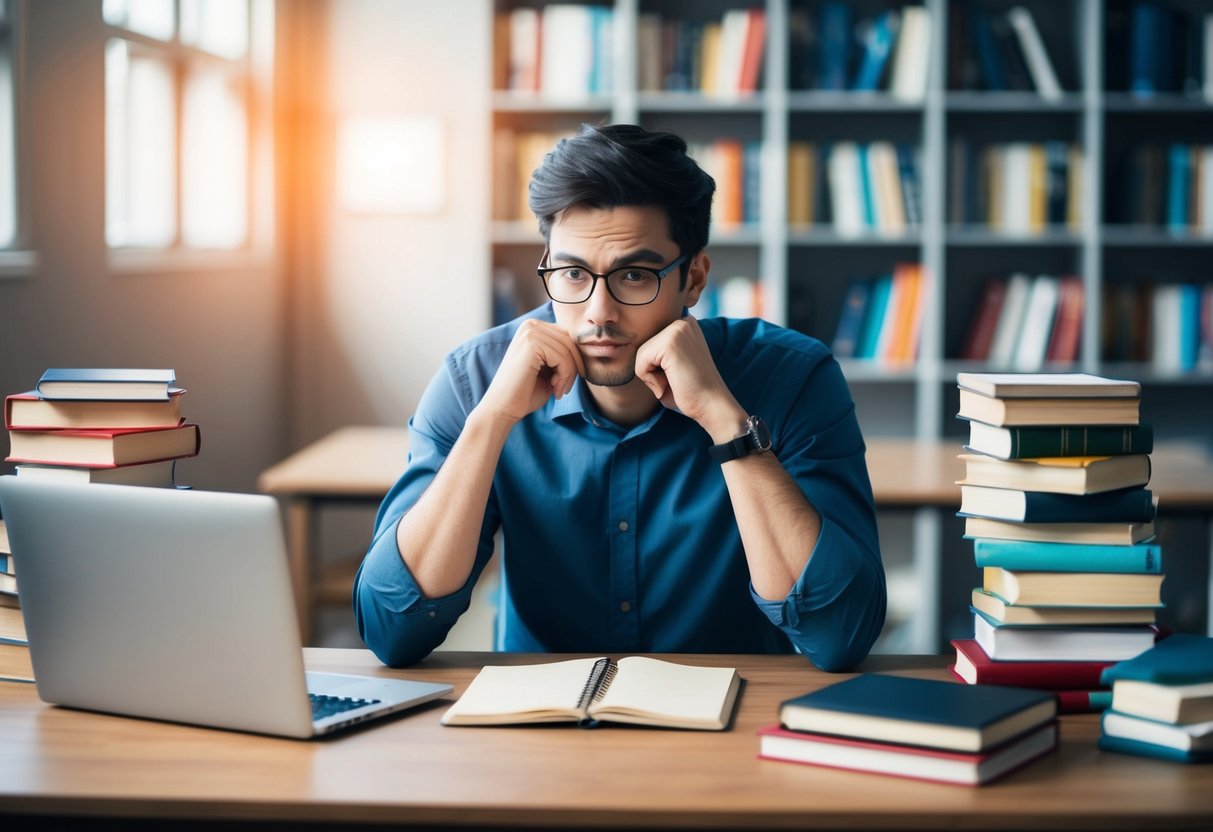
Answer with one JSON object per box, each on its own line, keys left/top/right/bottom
{"left": 1, "top": 650, "right": 1211, "bottom": 829}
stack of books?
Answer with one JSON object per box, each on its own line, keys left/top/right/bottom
{"left": 4, "top": 368, "right": 200, "bottom": 487}
{"left": 1099, "top": 634, "right": 1213, "bottom": 764}
{"left": 949, "top": 372, "right": 1163, "bottom": 714}
{"left": 757, "top": 673, "right": 1058, "bottom": 785}
{"left": 0, "top": 518, "right": 31, "bottom": 683}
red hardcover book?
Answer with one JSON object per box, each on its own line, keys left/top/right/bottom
{"left": 757, "top": 722, "right": 1058, "bottom": 786}
{"left": 737, "top": 9, "right": 767, "bottom": 92}
{"left": 5, "top": 423, "right": 201, "bottom": 468}
{"left": 960, "top": 278, "right": 1007, "bottom": 361}
{"left": 1045, "top": 276, "right": 1084, "bottom": 363}
{"left": 1055, "top": 689, "right": 1112, "bottom": 714}
{"left": 950, "top": 638, "right": 1114, "bottom": 690}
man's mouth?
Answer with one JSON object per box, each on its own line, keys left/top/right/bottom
{"left": 579, "top": 341, "right": 628, "bottom": 357}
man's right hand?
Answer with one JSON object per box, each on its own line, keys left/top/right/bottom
{"left": 475, "top": 319, "right": 586, "bottom": 425}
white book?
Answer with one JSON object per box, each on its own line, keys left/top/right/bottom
{"left": 1201, "top": 146, "right": 1213, "bottom": 234}
{"left": 1007, "top": 7, "right": 1063, "bottom": 101}
{"left": 1014, "top": 275, "right": 1061, "bottom": 371}
{"left": 974, "top": 614, "right": 1157, "bottom": 663}
{"left": 888, "top": 6, "right": 930, "bottom": 102}
{"left": 540, "top": 5, "right": 594, "bottom": 100}
{"left": 868, "top": 141, "right": 906, "bottom": 234}
{"left": 714, "top": 9, "right": 749, "bottom": 96}
{"left": 508, "top": 8, "right": 540, "bottom": 92}
{"left": 1000, "top": 144, "right": 1034, "bottom": 234}
{"left": 1205, "top": 15, "right": 1213, "bottom": 104}
{"left": 1103, "top": 711, "right": 1213, "bottom": 754}
{"left": 987, "top": 272, "right": 1032, "bottom": 367}
{"left": 1152, "top": 284, "right": 1183, "bottom": 372}
{"left": 828, "top": 142, "right": 865, "bottom": 237}
{"left": 718, "top": 275, "right": 758, "bottom": 318}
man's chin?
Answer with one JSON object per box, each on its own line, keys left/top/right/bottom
{"left": 582, "top": 362, "right": 636, "bottom": 388}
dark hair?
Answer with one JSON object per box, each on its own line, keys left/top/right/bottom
{"left": 528, "top": 124, "right": 715, "bottom": 285}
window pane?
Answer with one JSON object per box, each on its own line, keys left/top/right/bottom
{"left": 183, "top": 68, "right": 247, "bottom": 248}
{"left": 103, "top": 0, "right": 175, "bottom": 41}
{"left": 180, "top": 0, "right": 248, "bottom": 59}
{"left": 0, "top": 15, "right": 16, "bottom": 248}
{"left": 106, "top": 39, "right": 176, "bottom": 248}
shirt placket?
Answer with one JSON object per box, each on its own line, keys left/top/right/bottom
{"left": 607, "top": 440, "right": 640, "bottom": 649}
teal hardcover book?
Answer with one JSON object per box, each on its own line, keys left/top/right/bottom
{"left": 1098, "top": 734, "right": 1213, "bottom": 764}
{"left": 779, "top": 673, "right": 1056, "bottom": 753}
{"left": 972, "top": 538, "right": 1163, "bottom": 574}
{"left": 35, "top": 368, "right": 177, "bottom": 401}
{"left": 1100, "top": 634, "right": 1213, "bottom": 686}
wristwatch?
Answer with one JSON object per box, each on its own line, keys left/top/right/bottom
{"left": 708, "top": 415, "right": 772, "bottom": 464}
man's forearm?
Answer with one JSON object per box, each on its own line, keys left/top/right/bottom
{"left": 396, "top": 408, "right": 513, "bottom": 598}
{"left": 719, "top": 452, "right": 821, "bottom": 601}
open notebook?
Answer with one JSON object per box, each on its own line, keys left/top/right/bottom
{"left": 440, "top": 656, "right": 741, "bottom": 730}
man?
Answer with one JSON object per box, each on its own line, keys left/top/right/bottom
{"left": 354, "top": 124, "right": 885, "bottom": 670}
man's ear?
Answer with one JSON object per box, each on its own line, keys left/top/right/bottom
{"left": 682, "top": 250, "right": 711, "bottom": 308}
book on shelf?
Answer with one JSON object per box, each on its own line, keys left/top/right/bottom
{"left": 960, "top": 278, "right": 1007, "bottom": 362}
{"left": 951, "top": 638, "right": 1114, "bottom": 690}
{"left": 816, "top": 2, "right": 852, "bottom": 91}
{"left": 1013, "top": 275, "right": 1060, "bottom": 371}
{"left": 439, "top": 656, "right": 740, "bottom": 730}
{"left": 888, "top": 5, "right": 929, "bottom": 102}
{"left": 5, "top": 390, "right": 185, "bottom": 430}
{"left": 958, "top": 485, "right": 1155, "bottom": 524}
{"left": 982, "top": 566, "right": 1164, "bottom": 608}
{"left": 777, "top": 673, "right": 1056, "bottom": 754}
{"left": 985, "top": 273, "right": 1031, "bottom": 367}
{"left": 831, "top": 280, "right": 869, "bottom": 359}
{"left": 35, "top": 368, "right": 176, "bottom": 401}
{"left": 827, "top": 142, "right": 865, "bottom": 237}
{"left": 851, "top": 9, "right": 899, "bottom": 92}
{"left": 966, "top": 515, "right": 1156, "bottom": 547}
{"left": 1100, "top": 712, "right": 1213, "bottom": 764}
{"left": 965, "top": 421, "right": 1154, "bottom": 461}
{"left": 971, "top": 538, "right": 1163, "bottom": 575}
{"left": 13, "top": 460, "right": 177, "bottom": 488}
{"left": 5, "top": 423, "right": 201, "bottom": 468}
{"left": 1110, "top": 679, "right": 1213, "bottom": 725}
{"left": 1005, "top": 6, "right": 1062, "bottom": 101}
{"left": 973, "top": 612, "right": 1159, "bottom": 663}
{"left": 958, "top": 453, "right": 1152, "bottom": 496}
{"left": 756, "top": 721, "right": 1057, "bottom": 787}
{"left": 971, "top": 588, "right": 1157, "bottom": 627}
{"left": 856, "top": 273, "right": 892, "bottom": 359}
{"left": 786, "top": 141, "right": 819, "bottom": 226}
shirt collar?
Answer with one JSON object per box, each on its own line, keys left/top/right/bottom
{"left": 550, "top": 376, "right": 672, "bottom": 438}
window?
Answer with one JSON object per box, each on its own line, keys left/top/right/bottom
{"left": 0, "top": 0, "right": 19, "bottom": 250}
{"left": 104, "top": 0, "right": 260, "bottom": 252}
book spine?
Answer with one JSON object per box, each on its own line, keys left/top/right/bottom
{"left": 1014, "top": 489, "right": 1156, "bottom": 524}
{"left": 972, "top": 538, "right": 1163, "bottom": 574}
{"left": 1000, "top": 425, "right": 1155, "bottom": 459}
{"left": 1056, "top": 689, "right": 1112, "bottom": 714}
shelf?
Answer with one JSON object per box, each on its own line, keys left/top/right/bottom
{"left": 1101, "top": 227, "right": 1213, "bottom": 247}
{"left": 788, "top": 228, "right": 921, "bottom": 247}
{"left": 945, "top": 92, "right": 1084, "bottom": 112}
{"left": 944, "top": 228, "right": 1083, "bottom": 247}
{"left": 786, "top": 91, "right": 923, "bottom": 113}
{"left": 491, "top": 91, "right": 613, "bottom": 114}
{"left": 636, "top": 91, "right": 766, "bottom": 113}
{"left": 1102, "top": 93, "right": 1213, "bottom": 114}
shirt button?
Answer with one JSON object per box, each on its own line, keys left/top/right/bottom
{"left": 620, "top": 601, "right": 632, "bottom": 613}
{"left": 618, "top": 520, "right": 629, "bottom": 532}
{"left": 427, "top": 610, "right": 437, "bottom": 619}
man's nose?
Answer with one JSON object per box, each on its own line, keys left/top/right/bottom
{"left": 585, "top": 275, "right": 619, "bottom": 322}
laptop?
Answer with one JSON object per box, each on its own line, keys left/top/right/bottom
{"left": 0, "top": 477, "right": 452, "bottom": 738}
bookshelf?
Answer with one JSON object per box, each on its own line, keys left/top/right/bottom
{"left": 488, "top": 0, "right": 1213, "bottom": 652}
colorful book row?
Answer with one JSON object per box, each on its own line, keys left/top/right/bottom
{"left": 831, "top": 264, "right": 926, "bottom": 363}
{"left": 959, "top": 274, "right": 1083, "bottom": 368}
{"left": 788, "top": 141, "right": 922, "bottom": 236}
{"left": 1101, "top": 281, "right": 1213, "bottom": 372}
{"left": 948, "top": 140, "right": 1083, "bottom": 232}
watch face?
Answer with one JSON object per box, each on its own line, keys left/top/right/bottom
{"left": 747, "top": 416, "right": 772, "bottom": 452}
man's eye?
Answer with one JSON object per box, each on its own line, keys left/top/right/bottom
{"left": 619, "top": 270, "right": 653, "bottom": 283}
{"left": 559, "top": 268, "right": 586, "bottom": 281}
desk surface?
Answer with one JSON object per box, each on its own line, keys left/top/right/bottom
{"left": 1, "top": 649, "right": 1211, "bottom": 829}
{"left": 256, "top": 426, "right": 1213, "bottom": 510}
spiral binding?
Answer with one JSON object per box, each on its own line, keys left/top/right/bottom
{"left": 575, "top": 657, "right": 618, "bottom": 713}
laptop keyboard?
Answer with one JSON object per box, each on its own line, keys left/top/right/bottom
{"left": 309, "top": 693, "right": 382, "bottom": 721}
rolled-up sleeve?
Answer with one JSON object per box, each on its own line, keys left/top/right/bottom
{"left": 353, "top": 358, "right": 500, "bottom": 667}
{"left": 749, "top": 356, "right": 886, "bottom": 671}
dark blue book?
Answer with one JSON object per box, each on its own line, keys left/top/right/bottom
{"left": 742, "top": 141, "right": 762, "bottom": 223}
{"left": 817, "top": 2, "right": 852, "bottom": 90}
{"left": 832, "top": 280, "right": 870, "bottom": 359}
{"left": 778, "top": 673, "right": 1057, "bottom": 754}
{"left": 896, "top": 144, "right": 921, "bottom": 227}
{"left": 1100, "top": 634, "right": 1213, "bottom": 687}
{"left": 969, "top": 7, "right": 1007, "bottom": 91}
{"left": 1130, "top": 4, "right": 1161, "bottom": 97}
{"left": 1045, "top": 141, "right": 1068, "bottom": 225}
{"left": 958, "top": 485, "right": 1156, "bottom": 524}
{"left": 852, "top": 10, "right": 898, "bottom": 91}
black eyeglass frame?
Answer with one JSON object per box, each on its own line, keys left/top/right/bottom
{"left": 536, "top": 249, "right": 689, "bottom": 306}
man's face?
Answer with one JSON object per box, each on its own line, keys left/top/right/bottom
{"left": 546, "top": 204, "right": 705, "bottom": 388}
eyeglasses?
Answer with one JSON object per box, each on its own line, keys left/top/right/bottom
{"left": 537, "top": 249, "right": 688, "bottom": 306}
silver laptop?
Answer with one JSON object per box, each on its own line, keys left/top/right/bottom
{"left": 0, "top": 477, "right": 452, "bottom": 738}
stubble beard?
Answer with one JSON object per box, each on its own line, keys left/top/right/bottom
{"left": 581, "top": 358, "right": 636, "bottom": 387}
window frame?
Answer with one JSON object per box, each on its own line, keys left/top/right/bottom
{"left": 0, "top": 0, "right": 39, "bottom": 280}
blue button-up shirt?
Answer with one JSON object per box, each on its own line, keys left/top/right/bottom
{"left": 354, "top": 305, "right": 886, "bottom": 670}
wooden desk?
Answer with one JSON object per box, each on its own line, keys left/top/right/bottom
{"left": 259, "top": 430, "right": 1213, "bottom": 645}
{"left": 1, "top": 650, "right": 1210, "bottom": 829}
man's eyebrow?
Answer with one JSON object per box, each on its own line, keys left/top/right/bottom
{"left": 550, "top": 249, "right": 668, "bottom": 269}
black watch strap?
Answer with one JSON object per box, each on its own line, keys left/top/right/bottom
{"left": 708, "top": 416, "right": 772, "bottom": 464}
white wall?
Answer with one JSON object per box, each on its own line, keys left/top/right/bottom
{"left": 289, "top": 0, "right": 492, "bottom": 446}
